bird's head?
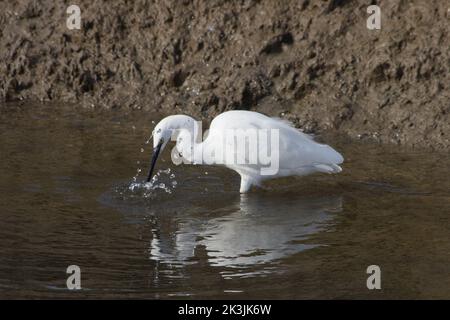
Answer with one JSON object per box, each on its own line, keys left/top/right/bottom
{"left": 146, "top": 115, "right": 198, "bottom": 182}
{"left": 152, "top": 120, "right": 172, "bottom": 150}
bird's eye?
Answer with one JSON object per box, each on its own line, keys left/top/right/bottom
{"left": 157, "top": 128, "right": 161, "bottom": 133}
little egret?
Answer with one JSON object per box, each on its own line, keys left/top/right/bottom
{"left": 146, "top": 110, "right": 343, "bottom": 193}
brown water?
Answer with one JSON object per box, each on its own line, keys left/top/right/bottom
{"left": 0, "top": 103, "right": 449, "bottom": 299}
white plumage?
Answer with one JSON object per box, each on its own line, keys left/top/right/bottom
{"left": 148, "top": 110, "right": 344, "bottom": 193}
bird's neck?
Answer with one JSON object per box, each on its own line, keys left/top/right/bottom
{"left": 177, "top": 133, "right": 204, "bottom": 165}
{"left": 171, "top": 117, "right": 203, "bottom": 164}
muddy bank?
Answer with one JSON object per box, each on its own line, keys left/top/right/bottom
{"left": 0, "top": 0, "right": 449, "bottom": 149}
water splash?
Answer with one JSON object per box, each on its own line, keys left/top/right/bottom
{"left": 125, "top": 168, "right": 177, "bottom": 199}
{"left": 117, "top": 126, "right": 176, "bottom": 200}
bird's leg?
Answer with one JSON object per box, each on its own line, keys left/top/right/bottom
{"left": 239, "top": 175, "right": 253, "bottom": 193}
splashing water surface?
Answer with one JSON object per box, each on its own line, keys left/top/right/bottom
{"left": 127, "top": 168, "right": 177, "bottom": 197}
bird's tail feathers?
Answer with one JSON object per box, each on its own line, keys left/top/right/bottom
{"left": 313, "top": 163, "right": 342, "bottom": 174}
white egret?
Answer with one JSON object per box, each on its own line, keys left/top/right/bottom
{"left": 146, "top": 110, "right": 343, "bottom": 193}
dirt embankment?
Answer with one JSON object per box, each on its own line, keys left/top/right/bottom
{"left": 0, "top": 0, "right": 449, "bottom": 149}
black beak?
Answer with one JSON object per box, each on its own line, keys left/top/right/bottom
{"left": 146, "top": 140, "right": 163, "bottom": 182}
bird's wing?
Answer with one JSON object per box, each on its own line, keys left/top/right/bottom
{"left": 204, "top": 120, "right": 260, "bottom": 167}
{"left": 279, "top": 132, "right": 343, "bottom": 169}
{"left": 208, "top": 111, "right": 343, "bottom": 170}
{"left": 270, "top": 117, "right": 315, "bottom": 140}
{"left": 265, "top": 117, "right": 344, "bottom": 170}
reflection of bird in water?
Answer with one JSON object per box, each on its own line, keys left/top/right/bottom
{"left": 149, "top": 194, "right": 343, "bottom": 275}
